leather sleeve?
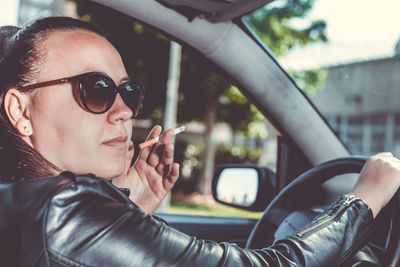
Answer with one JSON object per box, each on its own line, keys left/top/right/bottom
{"left": 42, "top": 176, "right": 374, "bottom": 267}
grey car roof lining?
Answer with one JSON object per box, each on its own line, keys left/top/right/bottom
{"left": 157, "top": 0, "right": 274, "bottom": 22}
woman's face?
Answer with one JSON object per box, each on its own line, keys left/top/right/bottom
{"left": 26, "top": 29, "right": 133, "bottom": 179}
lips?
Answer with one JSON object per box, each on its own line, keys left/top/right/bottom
{"left": 102, "top": 136, "right": 128, "bottom": 148}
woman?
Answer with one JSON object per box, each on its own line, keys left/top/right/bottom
{"left": 0, "top": 18, "right": 178, "bottom": 214}
{"left": 0, "top": 16, "right": 399, "bottom": 266}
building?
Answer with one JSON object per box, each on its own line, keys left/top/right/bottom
{"left": 18, "top": 0, "right": 76, "bottom": 25}
{"left": 311, "top": 55, "right": 400, "bottom": 155}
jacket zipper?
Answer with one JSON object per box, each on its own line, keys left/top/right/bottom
{"left": 294, "top": 198, "right": 354, "bottom": 239}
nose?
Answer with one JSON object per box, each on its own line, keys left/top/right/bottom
{"left": 107, "top": 93, "right": 133, "bottom": 124}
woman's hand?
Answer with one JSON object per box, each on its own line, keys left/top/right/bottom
{"left": 112, "top": 125, "right": 179, "bottom": 214}
{"left": 351, "top": 152, "right": 400, "bottom": 218}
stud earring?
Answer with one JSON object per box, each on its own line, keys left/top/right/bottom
{"left": 23, "top": 126, "right": 31, "bottom": 135}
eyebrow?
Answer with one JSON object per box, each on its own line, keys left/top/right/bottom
{"left": 119, "top": 76, "right": 130, "bottom": 84}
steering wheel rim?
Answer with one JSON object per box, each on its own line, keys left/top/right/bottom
{"left": 246, "top": 156, "right": 400, "bottom": 266}
{"left": 382, "top": 189, "right": 400, "bottom": 267}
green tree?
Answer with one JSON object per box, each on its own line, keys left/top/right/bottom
{"left": 244, "top": 0, "right": 328, "bottom": 94}
{"left": 246, "top": 0, "right": 327, "bottom": 57}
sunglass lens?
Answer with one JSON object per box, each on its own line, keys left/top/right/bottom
{"left": 81, "top": 74, "right": 115, "bottom": 113}
{"left": 120, "top": 82, "right": 143, "bottom": 117}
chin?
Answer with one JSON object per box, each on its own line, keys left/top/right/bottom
{"left": 91, "top": 163, "right": 125, "bottom": 180}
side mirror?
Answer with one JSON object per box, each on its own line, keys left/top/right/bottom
{"left": 211, "top": 164, "right": 276, "bottom": 211}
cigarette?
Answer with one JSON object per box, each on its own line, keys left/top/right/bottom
{"left": 139, "top": 126, "right": 185, "bottom": 149}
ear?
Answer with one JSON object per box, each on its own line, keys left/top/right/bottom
{"left": 3, "top": 89, "right": 33, "bottom": 138}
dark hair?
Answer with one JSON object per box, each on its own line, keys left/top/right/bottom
{"left": 0, "top": 17, "right": 101, "bottom": 182}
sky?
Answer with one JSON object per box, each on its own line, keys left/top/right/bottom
{"left": 280, "top": 0, "right": 400, "bottom": 69}
{"left": 0, "top": 0, "right": 19, "bottom": 26}
{"left": 310, "top": 0, "right": 400, "bottom": 46}
{"left": 1, "top": 0, "right": 400, "bottom": 69}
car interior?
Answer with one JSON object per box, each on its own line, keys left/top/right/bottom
{"left": 83, "top": 0, "right": 400, "bottom": 263}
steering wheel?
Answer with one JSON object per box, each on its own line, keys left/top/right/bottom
{"left": 246, "top": 156, "right": 400, "bottom": 266}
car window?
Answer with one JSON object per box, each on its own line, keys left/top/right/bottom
{"left": 160, "top": 53, "right": 278, "bottom": 218}
{"left": 245, "top": 0, "right": 400, "bottom": 156}
{"left": 113, "top": 23, "right": 279, "bottom": 218}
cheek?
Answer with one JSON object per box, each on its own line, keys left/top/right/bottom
{"left": 29, "top": 88, "right": 102, "bottom": 169}
{"left": 33, "top": 110, "right": 100, "bottom": 161}
{"left": 27, "top": 87, "right": 129, "bottom": 178}
{"left": 30, "top": 87, "right": 94, "bottom": 143}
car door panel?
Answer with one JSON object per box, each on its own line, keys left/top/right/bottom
{"left": 155, "top": 213, "right": 257, "bottom": 246}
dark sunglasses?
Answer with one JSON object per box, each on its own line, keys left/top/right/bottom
{"left": 18, "top": 72, "right": 144, "bottom": 117}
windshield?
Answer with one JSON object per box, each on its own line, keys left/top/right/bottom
{"left": 244, "top": 0, "right": 400, "bottom": 156}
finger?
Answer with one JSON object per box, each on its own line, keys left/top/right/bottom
{"left": 163, "top": 163, "right": 180, "bottom": 191}
{"left": 146, "top": 125, "right": 162, "bottom": 141}
{"left": 155, "top": 146, "right": 174, "bottom": 175}
{"left": 160, "top": 143, "right": 174, "bottom": 167}
{"left": 374, "top": 152, "right": 393, "bottom": 158}
{"left": 138, "top": 125, "right": 162, "bottom": 159}
{"left": 147, "top": 129, "right": 174, "bottom": 167}
{"left": 158, "top": 128, "right": 174, "bottom": 144}
{"left": 147, "top": 143, "right": 166, "bottom": 168}
{"left": 369, "top": 153, "right": 400, "bottom": 166}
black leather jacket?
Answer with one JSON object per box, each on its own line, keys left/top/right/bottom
{"left": 0, "top": 173, "right": 373, "bottom": 266}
